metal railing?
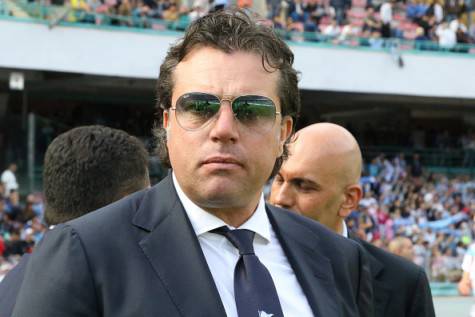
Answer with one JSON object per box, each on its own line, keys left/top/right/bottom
{"left": 362, "top": 146, "right": 475, "bottom": 176}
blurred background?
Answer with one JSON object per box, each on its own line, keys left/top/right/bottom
{"left": 0, "top": 0, "right": 475, "bottom": 315}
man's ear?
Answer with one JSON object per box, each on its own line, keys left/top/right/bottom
{"left": 278, "top": 116, "right": 293, "bottom": 154}
{"left": 338, "top": 184, "right": 363, "bottom": 218}
{"left": 163, "top": 110, "right": 170, "bottom": 128}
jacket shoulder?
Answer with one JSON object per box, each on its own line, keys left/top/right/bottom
{"left": 363, "top": 240, "right": 424, "bottom": 276}
{"left": 65, "top": 187, "right": 149, "bottom": 234}
{"left": 266, "top": 204, "right": 363, "bottom": 252}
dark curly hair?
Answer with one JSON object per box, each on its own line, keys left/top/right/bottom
{"left": 153, "top": 8, "right": 300, "bottom": 178}
{"left": 43, "top": 125, "right": 149, "bottom": 225}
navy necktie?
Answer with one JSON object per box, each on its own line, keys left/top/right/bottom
{"left": 213, "top": 227, "right": 284, "bottom": 317}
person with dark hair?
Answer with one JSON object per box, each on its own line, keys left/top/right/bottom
{"left": 0, "top": 125, "right": 150, "bottom": 317}
{"left": 269, "top": 123, "right": 435, "bottom": 317}
{"left": 42, "top": 125, "right": 150, "bottom": 224}
{"left": 13, "top": 10, "right": 373, "bottom": 317}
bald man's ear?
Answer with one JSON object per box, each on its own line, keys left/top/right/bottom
{"left": 338, "top": 184, "right": 363, "bottom": 218}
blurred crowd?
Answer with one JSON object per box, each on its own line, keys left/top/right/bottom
{"left": 25, "top": 0, "right": 475, "bottom": 50}
{"left": 350, "top": 153, "right": 475, "bottom": 282}
{"left": 3, "top": 151, "right": 475, "bottom": 283}
{"left": 0, "top": 164, "right": 46, "bottom": 281}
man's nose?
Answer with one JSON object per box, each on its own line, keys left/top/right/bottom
{"left": 270, "top": 182, "right": 294, "bottom": 210}
{"left": 209, "top": 102, "right": 239, "bottom": 143}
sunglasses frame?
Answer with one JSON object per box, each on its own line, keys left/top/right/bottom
{"left": 169, "top": 92, "right": 281, "bottom": 132}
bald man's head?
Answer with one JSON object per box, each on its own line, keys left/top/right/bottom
{"left": 269, "top": 123, "right": 363, "bottom": 234}
{"left": 292, "top": 123, "right": 362, "bottom": 185}
{"left": 388, "top": 237, "right": 414, "bottom": 261}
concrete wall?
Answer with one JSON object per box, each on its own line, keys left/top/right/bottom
{"left": 1, "top": 18, "right": 474, "bottom": 99}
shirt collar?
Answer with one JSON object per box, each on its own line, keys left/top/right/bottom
{"left": 172, "top": 172, "right": 271, "bottom": 243}
{"left": 342, "top": 220, "right": 348, "bottom": 238}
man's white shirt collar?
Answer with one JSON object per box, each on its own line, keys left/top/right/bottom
{"left": 172, "top": 173, "right": 271, "bottom": 243}
{"left": 342, "top": 221, "right": 348, "bottom": 238}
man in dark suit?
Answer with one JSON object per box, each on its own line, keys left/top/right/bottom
{"left": 0, "top": 125, "right": 150, "bottom": 317}
{"left": 269, "top": 122, "right": 435, "bottom": 317}
{"left": 13, "top": 10, "right": 373, "bottom": 317}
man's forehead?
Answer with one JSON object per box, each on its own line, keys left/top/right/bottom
{"left": 176, "top": 47, "right": 274, "bottom": 74}
{"left": 284, "top": 142, "right": 347, "bottom": 182}
{"left": 173, "top": 47, "right": 280, "bottom": 97}
{"left": 280, "top": 157, "right": 318, "bottom": 182}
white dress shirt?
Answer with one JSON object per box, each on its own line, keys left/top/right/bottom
{"left": 342, "top": 221, "right": 348, "bottom": 238}
{"left": 173, "top": 174, "right": 313, "bottom": 317}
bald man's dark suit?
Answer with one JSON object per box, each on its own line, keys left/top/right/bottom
{"left": 13, "top": 175, "right": 373, "bottom": 317}
{"left": 351, "top": 236, "right": 435, "bottom": 317}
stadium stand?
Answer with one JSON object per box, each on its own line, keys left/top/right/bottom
{"left": 2, "top": 149, "right": 475, "bottom": 286}
{"left": 1, "top": 3, "right": 475, "bottom": 308}
{"left": 1, "top": 0, "right": 474, "bottom": 52}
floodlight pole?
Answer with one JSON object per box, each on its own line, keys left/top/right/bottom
{"left": 27, "top": 112, "right": 36, "bottom": 193}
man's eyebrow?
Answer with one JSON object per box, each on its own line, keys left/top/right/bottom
{"left": 290, "top": 177, "right": 320, "bottom": 188}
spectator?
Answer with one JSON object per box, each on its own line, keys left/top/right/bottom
{"left": 330, "top": 0, "right": 350, "bottom": 25}
{"left": 117, "top": 0, "right": 134, "bottom": 25}
{"left": 459, "top": 241, "right": 475, "bottom": 296}
{"left": 410, "top": 153, "right": 424, "bottom": 178}
{"left": 288, "top": 0, "right": 307, "bottom": 22}
{"left": 162, "top": 1, "right": 179, "bottom": 21}
{"left": 189, "top": 0, "right": 210, "bottom": 21}
{"left": 436, "top": 21, "right": 457, "bottom": 49}
{"left": 309, "top": 0, "right": 333, "bottom": 25}
{"left": 388, "top": 236, "right": 415, "bottom": 261}
{"left": 380, "top": 0, "right": 393, "bottom": 38}
{"left": 426, "top": 0, "right": 444, "bottom": 24}
{"left": 322, "top": 17, "right": 340, "bottom": 37}
{"left": 406, "top": 0, "right": 428, "bottom": 23}
{"left": 362, "top": 5, "right": 382, "bottom": 34}
{"left": 1, "top": 163, "right": 18, "bottom": 199}
{"left": 211, "top": 0, "right": 228, "bottom": 11}
{"left": 445, "top": 0, "right": 466, "bottom": 22}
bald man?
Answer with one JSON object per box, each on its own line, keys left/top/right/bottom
{"left": 269, "top": 123, "right": 435, "bottom": 317}
{"left": 388, "top": 237, "right": 415, "bottom": 261}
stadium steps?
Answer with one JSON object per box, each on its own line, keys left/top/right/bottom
{"left": 6, "top": 0, "right": 70, "bottom": 25}
{"left": 4, "top": 0, "right": 30, "bottom": 18}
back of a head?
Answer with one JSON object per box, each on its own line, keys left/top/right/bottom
{"left": 43, "top": 125, "right": 150, "bottom": 225}
{"left": 388, "top": 236, "right": 414, "bottom": 261}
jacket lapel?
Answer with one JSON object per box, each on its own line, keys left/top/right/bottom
{"left": 350, "top": 235, "right": 390, "bottom": 317}
{"left": 365, "top": 250, "right": 390, "bottom": 317}
{"left": 267, "top": 205, "right": 340, "bottom": 317}
{"left": 132, "top": 176, "right": 226, "bottom": 317}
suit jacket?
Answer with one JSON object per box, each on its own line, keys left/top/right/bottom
{"left": 13, "top": 175, "right": 373, "bottom": 317}
{"left": 350, "top": 236, "right": 435, "bottom": 317}
{"left": 0, "top": 254, "right": 30, "bottom": 317}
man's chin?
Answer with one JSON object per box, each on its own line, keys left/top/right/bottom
{"left": 196, "top": 189, "right": 243, "bottom": 208}
{"left": 192, "top": 183, "right": 253, "bottom": 209}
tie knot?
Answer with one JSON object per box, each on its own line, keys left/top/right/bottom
{"left": 212, "top": 227, "right": 255, "bottom": 255}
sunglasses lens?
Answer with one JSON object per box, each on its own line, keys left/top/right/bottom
{"left": 232, "top": 95, "right": 277, "bottom": 131}
{"left": 175, "top": 93, "right": 221, "bottom": 130}
{"left": 174, "top": 93, "right": 278, "bottom": 132}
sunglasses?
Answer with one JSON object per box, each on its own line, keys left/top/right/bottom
{"left": 170, "top": 92, "right": 281, "bottom": 133}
